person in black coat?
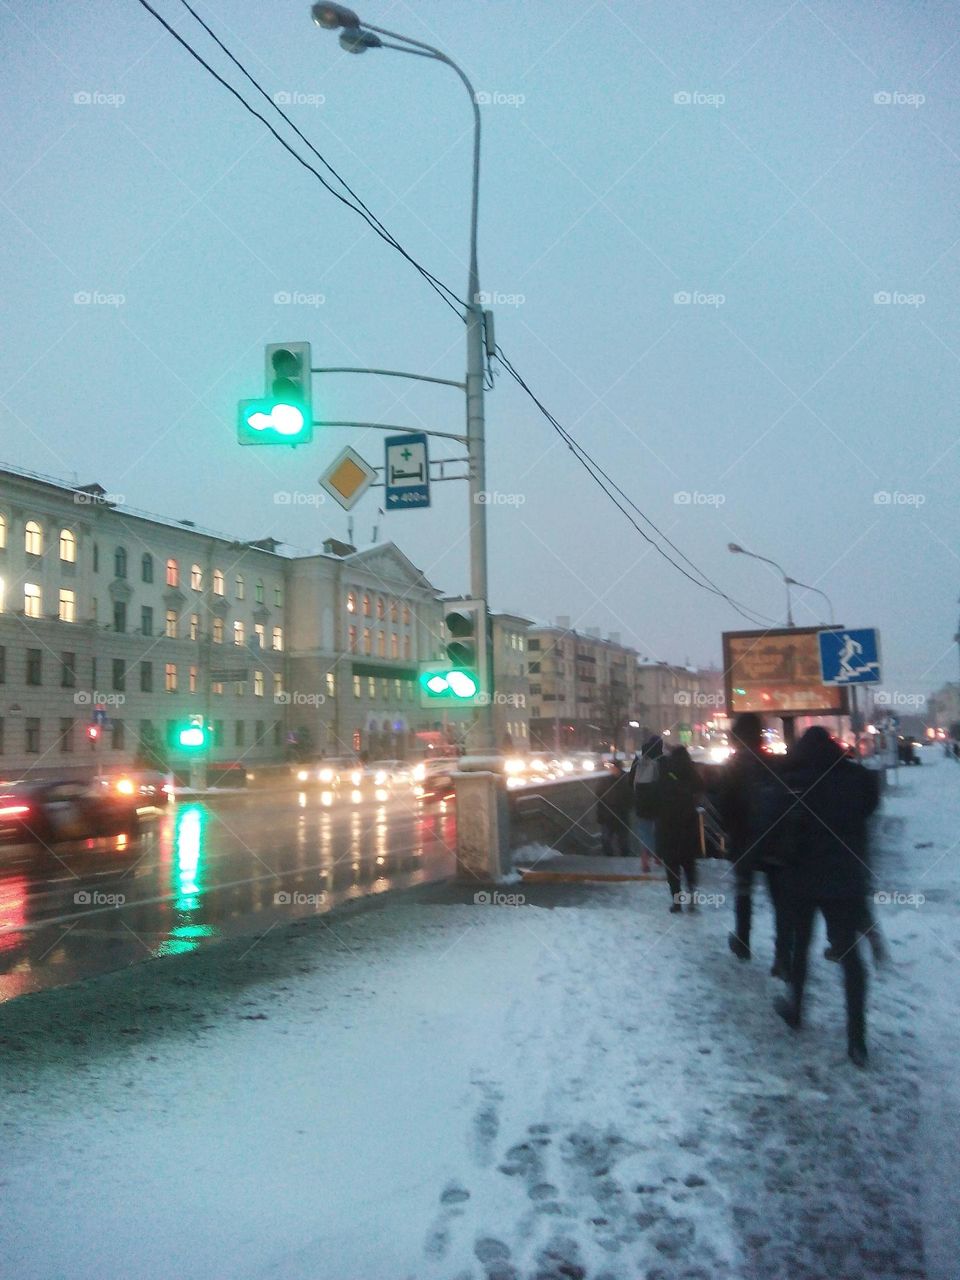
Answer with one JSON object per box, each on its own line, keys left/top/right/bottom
{"left": 596, "top": 758, "right": 633, "bottom": 856}
{"left": 656, "top": 746, "right": 702, "bottom": 912}
{"left": 628, "top": 735, "right": 663, "bottom": 873}
{"left": 716, "top": 713, "right": 793, "bottom": 974}
{"left": 774, "top": 726, "right": 880, "bottom": 1067}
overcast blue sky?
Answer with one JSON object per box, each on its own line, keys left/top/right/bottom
{"left": 1, "top": 0, "right": 958, "bottom": 696}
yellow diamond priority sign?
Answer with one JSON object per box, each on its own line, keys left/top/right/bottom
{"left": 319, "top": 446, "right": 377, "bottom": 510}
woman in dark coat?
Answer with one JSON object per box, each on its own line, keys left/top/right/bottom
{"left": 656, "top": 746, "right": 702, "bottom": 912}
{"left": 596, "top": 758, "right": 633, "bottom": 856}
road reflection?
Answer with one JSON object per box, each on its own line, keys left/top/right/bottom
{"left": 0, "top": 790, "right": 456, "bottom": 1002}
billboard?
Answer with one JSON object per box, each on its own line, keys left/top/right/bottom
{"left": 723, "top": 628, "right": 848, "bottom": 717}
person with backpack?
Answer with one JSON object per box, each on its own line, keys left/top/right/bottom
{"left": 628, "top": 735, "right": 663, "bottom": 873}
{"left": 656, "top": 745, "right": 703, "bottom": 912}
{"left": 774, "top": 726, "right": 880, "bottom": 1067}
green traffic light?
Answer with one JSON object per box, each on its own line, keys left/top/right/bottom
{"left": 237, "top": 398, "right": 313, "bottom": 446}
{"left": 447, "top": 669, "right": 478, "bottom": 698}
{"left": 178, "top": 725, "right": 206, "bottom": 749}
{"left": 419, "top": 669, "right": 478, "bottom": 700}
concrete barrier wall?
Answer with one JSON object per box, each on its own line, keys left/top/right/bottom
{"left": 507, "top": 774, "right": 605, "bottom": 854}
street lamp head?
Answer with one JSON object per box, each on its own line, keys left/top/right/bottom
{"left": 728, "top": 542, "right": 744, "bottom": 554}
{"left": 339, "top": 26, "right": 382, "bottom": 52}
{"left": 312, "top": 3, "right": 361, "bottom": 28}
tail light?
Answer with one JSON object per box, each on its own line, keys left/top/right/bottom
{"left": 0, "top": 801, "right": 30, "bottom": 819}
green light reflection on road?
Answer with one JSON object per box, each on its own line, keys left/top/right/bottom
{"left": 173, "top": 804, "right": 207, "bottom": 917}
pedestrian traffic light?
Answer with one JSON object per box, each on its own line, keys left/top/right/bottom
{"left": 178, "top": 716, "right": 207, "bottom": 751}
{"left": 237, "top": 341, "right": 313, "bottom": 445}
{"left": 418, "top": 600, "right": 489, "bottom": 707}
{"left": 87, "top": 724, "right": 100, "bottom": 742}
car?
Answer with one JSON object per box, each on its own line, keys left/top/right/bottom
{"left": 0, "top": 779, "right": 141, "bottom": 850}
{"left": 98, "top": 770, "right": 172, "bottom": 812}
{"left": 292, "top": 757, "right": 360, "bottom": 788}
{"left": 412, "top": 757, "right": 459, "bottom": 804}
{"left": 368, "top": 759, "right": 415, "bottom": 789}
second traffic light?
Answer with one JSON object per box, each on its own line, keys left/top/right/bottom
{"left": 418, "top": 600, "right": 489, "bottom": 707}
{"left": 237, "top": 341, "right": 313, "bottom": 445}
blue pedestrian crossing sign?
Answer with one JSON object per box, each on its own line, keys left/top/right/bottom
{"left": 818, "top": 628, "right": 881, "bottom": 685}
{"left": 385, "top": 433, "right": 430, "bottom": 510}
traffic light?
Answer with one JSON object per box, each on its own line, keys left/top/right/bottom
{"left": 178, "top": 716, "right": 207, "bottom": 751}
{"left": 87, "top": 724, "right": 100, "bottom": 743}
{"left": 237, "top": 341, "right": 313, "bottom": 445}
{"left": 418, "top": 600, "right": 489, "bottom": 707}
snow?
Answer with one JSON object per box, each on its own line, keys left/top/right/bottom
{"left": 0, "top": 749, "right": 956, "bottom": 1279}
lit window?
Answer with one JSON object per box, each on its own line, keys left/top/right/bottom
{"left": 24, "top": 583, "right": 42, "bottom": 618}
{"left": 189, "top": 666, "right": 198, "bottom": 693}
{"left": 368, "top": 676, "right": 376, "bottom": 698}
{"left": 236, "top": 574, "right": 245, "bottom": 600}
{"left": 377, "top": 631, "right": 385, "bottom": 656}
{"left": 212, "top": 681, "right": 223, "bottom": 696}
{"left": 166, "top": 558, "right": 179, "bottom": 587}
{"left": 326, "top": 672, "right": 335, "bottom": 696}
{"left": 348, "top": 625, "right": 358, "bottom": 653}
{"left": 234, "top": 620, "right": 245, "bottom": 647}
{"left": 59, "top": 529, "right": 77, "bottom": 562}
{"left": 390, "top": 600, "right": 398, "bottom": 624}
{"left": 353, "top": 675, "right": 361, "bottom": 698}
{"left": 390, "top": 634, "right": 399, "bottom": 658}
{"left": 376, "top": 596, "right": 385, "bottom": 620}
{"left": 254, "top": 670, "right": 264, "bottom": 697}
{"left": 273, "top": 672, "right": 283, "bottom": 698}
{"left": 165, "top": 663, "right": 177, "bottom": 692}
{"left": 165, "top": 609, "right": 178, "bottom": 639}
{"left": 272, "top": 626, "right": 283, "bottom": 651}
{"left": 403, "top": 636, "right": 411, "bottom": 659}
{"left": 362, "top": 594, "right": 371, "bottom": 617}
{"left": 346, "top": 591, "right": 356, "bottom": 613}
{"left": 362, "top": 627, "right": 371, "bottom": 655}
{"left": 254, "top": 623, "right": 265, "bottom": 649}
{"left": 58, "top": 589, "right": 76, "bottom": 623}
{"left": 213, "top": 618, "right": 224, "bottom": 644}
{"left": 213, "top": 570, "right": 225, "bottom": 596}
{"left": 191, "top": 564, "right": 202, "bottom": 591}
{"left": 25, "top": 521, "right": 42, "bottom": 555}
{"left": 402, "top": 605, "right": 411, "bottom": 626}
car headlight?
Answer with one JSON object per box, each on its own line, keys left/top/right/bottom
{"left": 350, "top": 769, "right": 363, "bottom": 786}
{"left": 318, "top": 767, "right": 334, "bottom": 783}
{"left": 413, "top": 763, "right": 426, "bottom": 781}
{"left": 297, "top": 769, "right": 309, "bottom": 782}
{"left": 374, "top": 770, "right": 388, "bottom": 785}
{"left": 116, "top": 778, "right": 135, "bottom": 796}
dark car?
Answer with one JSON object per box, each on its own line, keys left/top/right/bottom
{"left": 0, "top": 779, "right": 141, "bottom": 850}
{"left": 413, "top": 758, "right": 458, "bottom": 804}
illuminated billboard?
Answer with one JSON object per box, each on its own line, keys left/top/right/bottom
{"left": 723, "top": 628, "right": 848, "bottom": 717}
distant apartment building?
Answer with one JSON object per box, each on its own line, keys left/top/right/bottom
{"left": 490, "top": 611, "right": 532, "bottom": 748}
{"left": 634, "top": 663, "right": 726, "bottom": 743}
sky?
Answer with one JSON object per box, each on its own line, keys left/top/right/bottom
{"left": 1, "top": 0, "right": 958, "bottom": 700}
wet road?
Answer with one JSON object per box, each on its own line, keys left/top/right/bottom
{"left": 0, "top": 787, "right": 456, "bottom": 1003}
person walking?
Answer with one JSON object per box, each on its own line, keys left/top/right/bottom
{"left": 629, "top": 735, "right": 663, "bottom": 873}
{"left": 656, "top": 745, "right": 702, "bottom": 912}
{"left": 716, "top": 713, "right": 793, "bottom": 975}
{"left": 596, "top": 757, "right": 633, "bottom": 857}
{"left": 774, "top": 726, "right": 880, "bottom": 1067}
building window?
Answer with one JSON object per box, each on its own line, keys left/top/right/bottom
{"left": 235, "top": 721, "right": 245, "bottom": 747}
{"left": 25, "top": 718, "right": 40, "bottom": 754}
{"left": 272, "top": 626, "right": 283, "bottom": 651}
{"left": 113, "top": 601, "right": 127, "bottom": 634}
{"left": 24, "top": 583, "right": 42, "bottom": 618}
{"left": 165, "top": 663, "right": 177, "bottom": 692}
{"left": 114, "top": 546, "right": 127, "bottom": 579}
{"left": 362, "top": 627, "right": 371, "bottom": 655}
{"left": 326, "top": 672, "right": 335, "bottom": 697}
{"left": 273, "top": 721, "right": 282, "bottom": 748}
{"left": 111, "top": 719, "right": 124, "bottom": 751}
{"left": 236, "top": 574, "right": 245, "bottom": 600}
{"left": 213, "top": 720, "right": 224, "bottom": 748}
{"left": 353, "top": 675, "right": 361, "bottom": 698}
{"left": 165, "top": 609, "right": 178, "bottom": 639}
{"left": 166, "top": 558, "right": 179, "bottom": 587}
{"left": 140, "top": 605, "right": 153, "bottom": 636}
{"left": 59, "top": 717, "right": 74, "bottom": 754}
{"left": 255, "top": 579, "right": 264, "bottom": 604}
{"left": 25, "top": 520, "right": 42, "bottom": 555}
{"left": 254, "top": 623, "right": 265, "bottom": 649}
{"left": 112, "top": 659, "right": 125, "bottom": 692}
{"left": 189, "top": 666, "right": 198, "bottom": 693}
{"left": 59, "top": 589, "right": 76, "bottom": 623}
{"left": 140, "top": 661, "right": 153, "bottom": 693}
{"left": 212, "top": 681, "right": 223, "bottom": 696}
{"left": 254, "top": 670, "right": 264, "bottom": 697}
{"left": 348, "top": 625, "right": 358, "bottom": 653}
{"left": 377, "top": 632, "right": 386, "bottom": 657}
{"left": 272, "top": 672, "right": 283, "bottom": 699}
{"left": 213, "top": 569, "right": 225, "bottom": 596}
{"left": 189, "top": 613, "right": 200, "bottom": 641}
{"left": 92, "top": 543, "right": 99, "bottom": 573}
{"left": 0, "top": 577, "right": 4, "bottom": 613}
{"left": 59, "top": 529, "right": 77, "bottom": 562}
{"left": 394, "top": 678, "right": 402, "bottom": 700}
{"left": 141, "top": 553, "right": 153, "bottom": 583}
{"left": 212, "top": 618, "right": 224, "bottom": 644}
{"left": 0, "top": 514, "right": 5, "bottom": 548}
{"left": 403, "top": 636, "right": 411, "bottom": 659}
{"left": 191, "top": 563, "right": 202, "bottom": 591}
{"left": 26, "top": 649, "right": 42, "bottom": 686}
{"left": 402, "top": 605, "right": 411, "bottom": 626}
{"left": 376, "top": 596, "right": 385, "bottom": 620}
{"left": 60, "top": 652, "right": 75, "bottom": 688}
{"left": 368, "top": 676, "right": 376, "bottom": 699}
{"left": 346, "top": 591, "right": 356, "bottom": 613}
{"left": 255, "top": 720, "right": 265, "bottom": 744}
{"left": 274, "top": 585, "right": 283, "bottom": 607}
{"left": 362, "top": 593, "right": 371, "bottom": 617}
{"left": 390, "top": 600, "right": 398, "bottom": 624}
{"left": 234, "top": 620, "right": 245, "bottom": 646}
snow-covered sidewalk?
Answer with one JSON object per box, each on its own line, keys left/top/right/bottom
{"left": 0, "top": 754, "right": 956, "bottom": 1280}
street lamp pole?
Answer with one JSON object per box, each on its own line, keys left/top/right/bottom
{"left": 312, "top": 4, "right": 494, "bottom": 748}
{"left": 784, "top": 577, "right": 835, "bottom": 626}
{"left": 727, "top": 543, "right": 795, "bottom": 626}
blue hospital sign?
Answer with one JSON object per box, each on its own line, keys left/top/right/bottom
{"left": 385, "top": 433, "right": 430, "bottom": 510}
{"left": 818, "top": 628, "right": 881, "bottom": 686}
